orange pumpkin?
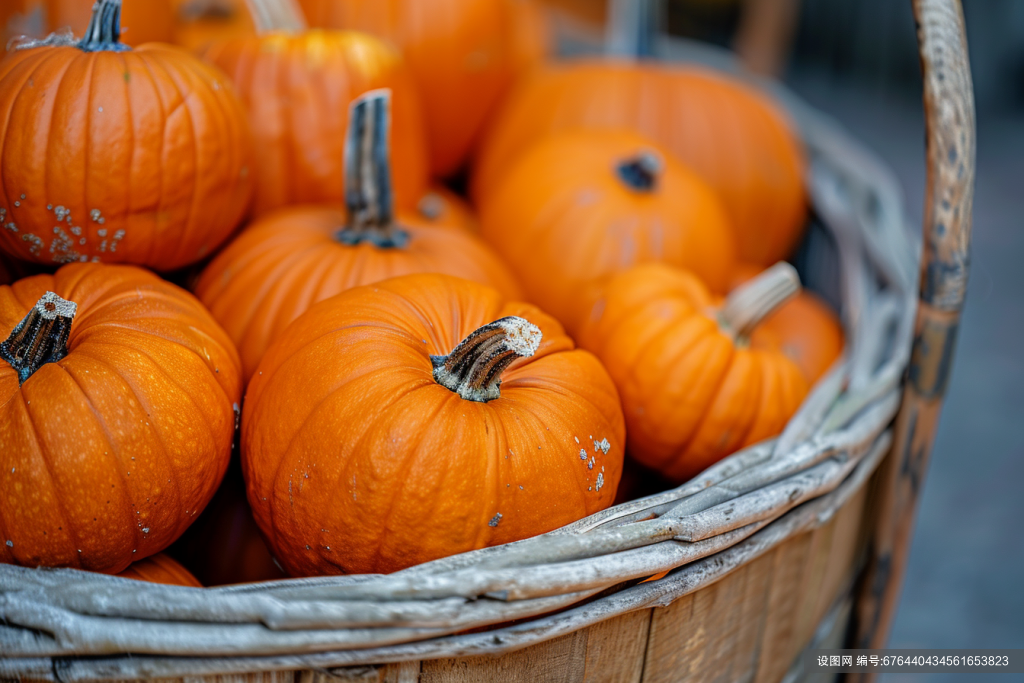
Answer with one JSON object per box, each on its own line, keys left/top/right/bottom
{"left": 0, "top": 0, "right": 253, "bottom": 271}
{"left": 117, "top": 553, "right": 202, "bottom": 587}
{"left": 479, "top": 129, "right": 736, "bottom": 334}
{"left": 417, "top": 185, "right": 479, "bottom": 234}
{"left": 730, "top": 263, "right": 844, "bottom": 383}
{"left": 578, "top": 262, "right": 810, "bottom": 482}
{"left": 298, "top": 0, "right": 550, "bottom": 177}
{"left": 196, "top": 91, "right": 521, "bottom": 380}
{"left": 243, "top": 272, "right": 625, "bottom": 575}
{"left": 201, "top": 0, "right": 429, "bottom": 216}
{"left": 0, "top": 263, "right": 241, "bottom": 574}
{"left": 473, "top": 60, "right": 807, "bottom": 266}
{"left": 170, "top": 0, "right": 256, "bottom": 52}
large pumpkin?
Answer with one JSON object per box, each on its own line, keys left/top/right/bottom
{"left": 297, "top": 0, "right": 549, "bottom": 177}
{"left": 473, "top": 60, "right": 807, "bottom": 266}
{"left": 578, "top": 262, "right": 810, "bottom": 482}
{"left": 196, "top": 91, "right": 520, "bottom": 380}
{"left": 0, "top": 0, "right": 253, "bottom": 271}
{"left": 117, "top": 553, "right": 202, "bottom": 587}
{"left": 479, "top": 129, "right": 736, "bottom": 334}
{"left": 730, "top": 263, "right": 844, "bottom": 383}
{"left": 243, "top": 273, "right": 625, "bottom": 575}
{"left": 201, "top": 0, "right": 429, "bottom": 216}
{"left": 0, "top": 263, "right": 241, "bottom": 573}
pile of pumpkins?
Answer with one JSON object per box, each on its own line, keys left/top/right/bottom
{"left": 0, "top": 0, "right": 843, "bottom": 586}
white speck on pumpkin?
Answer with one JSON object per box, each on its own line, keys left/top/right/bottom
{"left": 142, "top": 527, "right": 149, "bottom": 533}
{"left": 579, "top": 449, "right": 587, "bottom": 460}
{"left": 594, "top": 438, "right": 610, "bottom": 454}
{"left": 5, "top": 540, "right": 11, "bottom": 547}
{"left": 596, "top": 472, "right": 605, "bottom": 491}
{"left": 488, "top": 513, "right": 502, "bottom": 527}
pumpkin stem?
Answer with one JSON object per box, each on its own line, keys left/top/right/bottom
{"left": 616, "top": 151, "right": 663, "bottom": 192}
{"left": 336, "top": 90, "right": 409, "bottom": 249}
{"left": 243, "top": 0, "right": 306, "bottom": 35}
{"left": 431, "top": 317, "right": 542, "bottom": 402}
{"left": 0, "top": 292, "right": 77, "bottom": 384}
{"left": 77, "top": 0, "right": 130, "bottom": 52}
{"left": 719, "top": 262, "right": 800, "bottom": 340}
{"left": 605, "top": 0, "right": 657, "bottom": 58}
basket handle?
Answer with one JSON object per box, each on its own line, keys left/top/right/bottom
{"left": 853, "top": 0, "right": 975, "bottom": 659}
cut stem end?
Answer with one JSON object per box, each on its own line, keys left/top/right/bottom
{"left": 1, "top": 292, "right": 78, "bottom": 384}
{"left": 616, "top": 151, "right": 663, "bottom": 192}
{"left": 431, "top": 317, "right": 542, "bottom": 402}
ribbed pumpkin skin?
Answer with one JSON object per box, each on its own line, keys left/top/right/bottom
{"left": 116, "top": 553, "right": 202, "bottom": 587}
{"left": 194, "top": 206, "right": 522, "bottom": 381}
{"left": 578, "top": 264, "right": 809, "bottom": 483}
{"left": 202, "top": 30, "right": 429, "bottom": 217}
{"left": 0, "top": 43, "right": 253, "bottom": 270}
{"left": 730, "top": 264, "right": 844, "bottom": 383}
{"left": 479, "top": 130, "right": 737, "bottom": 334}
{"left": 243, "top": 274, "right": 624, "bottom": 576}
{"left": 0, "top": 264, "right": 241, "bottom": 573}
{"left": 297, "top": 0, "right": 548, "bottom": 177}
{"left": 473, "top": 60, "right": 807, "bottom": 266}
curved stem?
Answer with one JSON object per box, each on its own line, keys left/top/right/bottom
{"left": 243, "top": 0, "right": 307, "bottom": 34}
{"left": 336, "top": 90, "right": 408, "bottom": 249}
{"left": 0, "top": 292, "right": 77, "bottom": 384}
{"left": 431, "top": 317, "right": 542, "bottom": 403}
{"left": 616, "top": 151, "right": 663, "bottom": 192}
{"left": 719, "top": 262, "right": 800, "bottom": 340}
{"left": 77, "top": 0, "right": 129, "bottom": 52}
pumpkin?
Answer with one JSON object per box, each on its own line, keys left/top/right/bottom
{"left": 242, "top": 272, "right": 625, "bottom": 575}
{"left": 730, "top": 263, "right": 844, "bottom": 383}
{"left": 117, "top": 553, "right": 202, "bottom": 586}
{"left": 171, "top": 0, "right": 256, "bottom": 52}
{"left": 472, "top": 60, "right": 807, "bottom": 266}
{"left": 195, "top": 90, "right": 521, "bottom": 380}
{"left": 479, "top": 129, "right": 737, "bottom": 334}
{"left": 578, "top": 262, "right": 810, "bottom": 482}
{"left": 0, "top": 263, "right": 241, "bottom": 573}
{"left": 417, "top": 185, "right": 479, "bottom": 234}
{"left": 201, "top": 0, "right": 429, "bottom": 216}
{"left": 297, "top": 0, "right": 550, "bottom": 177}
{"left": 0, "top": 0, "right": 253, "bottom": 271}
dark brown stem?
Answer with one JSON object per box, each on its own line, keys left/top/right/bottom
{"left": 719, "top": 262, "right": 800, "bottom": 340}
{"left": 616, "top": 151, "right": 663, "bottom": 192}
{"left": 1, "top": 292, "right": 77, "bottom": 384}
{"left": 78, "top": 0, "right": 129, "bottom": 52}
{"left": 336, "top": 90, "right": 408, "bottom": 249}
{"left": 431, "top": 317, "right": 542, "bottom": 402}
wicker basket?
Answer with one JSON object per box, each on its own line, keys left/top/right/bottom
{"left": 0, "top": 0, "right": 975, "bottom": 681}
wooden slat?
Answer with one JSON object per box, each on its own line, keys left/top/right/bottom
{"left": 724, "top": 550, "right": 776, "bottom": 683}
{"left": 420, "top": 628, "right": 588, "bottom": 682}
{"left": 581, "top": 609, "right": 652, "bottom": 682}
{"left": 753, "top": 533, "right": 814, "bottom": 683}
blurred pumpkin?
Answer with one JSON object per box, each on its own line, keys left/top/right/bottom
{"left": 473, "top": 59, "right": 807, "bottom": 266}
{"left": 0, "top": 263, "right": 241, "bottom": 574}
{"left": 0, "top": 0, "right": 253, "bottom": 271}
{"left": 297, "top": 0, "right": 550, "bottom": 177}
{"left": 201, "top": 0, "right": 429, "bottom": 216}
{"left": 195, "top": 90, "right": 520, "bottom": 380}
{"left": 578, "top": 262, "right": 809, "bottom": 482}
{"left": 479, "top": 129, "right": 736, "bottom": 334}
{"left": 417, "top": 185, "right": 479, "bottom": 233}
{"left": 2, "top": 1, "right": 45, "bottom": 47}
{"left": 243, "top": 272, "right": 625, "bottom": 575}
{"left": 730, "top": 262, "right": 844, "bottom": 383}
{"left": 117, "top": 553, "right": 202, "bottom": 586}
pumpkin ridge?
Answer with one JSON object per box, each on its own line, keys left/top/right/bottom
{"left": 16, "top": 390, "right": 85, "bottom": 568}
{"left": 56, "top": 359, "right": 143, "bottom": 557}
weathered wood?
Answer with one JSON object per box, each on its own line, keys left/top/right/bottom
{"left": 852, "top": 0, "right": 975, "bottom": 668}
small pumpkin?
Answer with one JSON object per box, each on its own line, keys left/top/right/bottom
{"left": 297, "top": 0, "right": 550, "bottom": 177}
{"left": 479, "top": 129, "right": 736, "bottom": 334}
{"left": 417, "top": 185, "right": 479, "bottom": 234}
{"left": 578, "top": 262, "right": 810, "bottom": 483}
{"left": 0, "top": 263, "right": 241, "bottom": 573}
{"left": 243, "top": 272, "right": 625, "bottom": 575}
{"left": 201, "top": 0, "right": 429, "bottom": 216}
{"left": 473, "top": 60, "right": 807, "bottom": 266}
{"left": 730, "top": 263, "right": 844, "bottom": 383}
{"left": 196, "top": 90, "right": 521, "bottom": 380}
{"left": 117, "top": 553, "right": 202, "bottom": 587}
{"left": 0, "top": 0, "right": 254, "bottom": 271}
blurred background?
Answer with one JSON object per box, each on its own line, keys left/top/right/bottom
{"left": 549, "top": 0, "right": 1024, "bottom": 668}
